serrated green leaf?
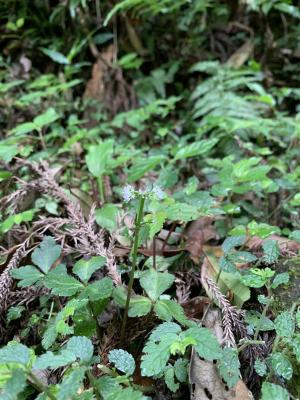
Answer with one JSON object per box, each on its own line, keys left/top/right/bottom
{"left": 174, "top": 358, "right": 188, "bottom": 382}
{"left": 262, "top": 240, "right": 280, "bottom": 264}
{"left": 33, "top": 349, "right": 76, "bottom": 369}
{"left": 261, "top": 382, "right": 289, "bottom": 400}
{"left": 128, "top": 296, "right": 152, "bottom": 317}
{"left": 254, "top": 359, "right": 267, "bottom": 376}
{"left": 108, "top": 349, "right": 135, "bottom": 375}
{"left": 182, "top": 327, "right": 221, "bottom": 360}
{"left": 174, "top": 138, "right": 218, "bottom": 160}
{"left": 6, "top": 306, "right": 25, "bottom": 323}
{"left": 0, "top": 368, "right": 26, "bottom": 400}
{"left": 164, "top": 367, "right": 179, "bottom": 392}
{"left": 33, "top": 108, "right": 59, "bottom": 128}
{"left": 95, "top": 204, "right": 119, "bottom": 232}
{"left": 245, "top": 311, "right": 274, "bottom": 331}
{"left": 0, "top": 342, "right": 31, "bottom": 366}
{"left": 73, "top": 256, "right": 106, "bottom": 283}
{"left": 247, "top": 221, "right": 280, "bottom": 239}
{"left": 107, "top": 386, "right": 147, "bottom": 400}
{"left": 269, "top": 352, "right": 293, "bottom": 380}
{"left": 217, "top": 347, "right": 240, "bottom": 388}
{"left": 57, "top": 366, "right": 86, "bottom": 400}
{"left": 31, "top": 236, "right": 61, "bottom": 273}
{"left": 274, "top": 311, "right": 295, "bottom": 338}
{"left": 86, "top": 141, "right": 114, "bottom": 177}
{"left": 222, "top": 235, "right": 246, "bottom": 253}
{"left": 292, "top": 334, "right": 300, "bottom": 363}
{"left": 81, "top": 278, "right": 113, "bottom": 301}
{"left": 271, "top": 272, "right": 289, "bottom": 289}
{"left": 11, "top": 265, "right": 44, "bottom": 287}
{"left": 140, "top": 268, "right": 174, "bottom": 301}
{"left": 66, "top": 336, "right": 94, "bottom": 364}
{"left": 44, "top": 264, "right": 84, "bottom": 296}
{"left": 144, "top": 211, "right": 167, "bottom": 239}
{"left": 154, "top": 299, "right": 190, "bottom": 326}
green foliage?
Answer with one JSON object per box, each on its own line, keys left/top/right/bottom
{"left": 108, "top": 349, "right": 136, "bottom": 375}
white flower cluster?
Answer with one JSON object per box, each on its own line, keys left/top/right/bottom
{"left": 122, "top": 184, "right": 165, "bottom": 202}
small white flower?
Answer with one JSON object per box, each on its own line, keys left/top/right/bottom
{"left": 122, "top": 185, "right": 135, "bottom": 202}
{"left": 152, "top": 185, "right": 165, "bottom": 200}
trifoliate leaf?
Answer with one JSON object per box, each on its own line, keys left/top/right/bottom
{"left": 11, "top": 265, "right": 44, "bottom": 287}
{"left": 73, "top": 256, "right": 106, "bottom": 283}
{"left": 262, "top": 240, "right": 280, "bottom": 264}
{"left": 274, "top": 311, "right": 295, "bottom": 338}
{"left": 217, "top": 347, "right": 240, "bottom": 388}
{"left": 182, "top": 327, "right": 221, "bottom": 361}
{"left": 254, "top": 359, "right": 267, "bottom": 376}
{"left": 66, "top": 336, "right": 94, "bottom": 364}
{"left": 261, "top": 382, "right": 289, "bottom": 400}
{"left": 108, "top": 349, "right": 135, "bottom": 375}
{"left": 0, "top": 342, "right": 31, "bottom": 366}
{"left": 269, "top": 352, "right": 293, "bottom": 380}
{"left": 164, "top": 367, "right": 179, "bottom": 392}
{"left": 57, "top": 366, "right": 86, "bottom": 400}
{"left": 271, "top": 272, "right": 289, "bottom": 289}
{"left": 31, "top": 236, "right": 61, "bottom": 273}
{"left": 140, "top": 269, "right": 174, "bottom": 301}
{"left": 44, "top": 264, "right": 84, "bottom": 296}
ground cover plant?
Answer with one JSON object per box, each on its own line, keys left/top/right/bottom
{"left": 0, "top": 0, "right": 300, "bottom": 399}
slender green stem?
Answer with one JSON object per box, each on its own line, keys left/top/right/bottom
{"left": 254, "top": 286, "right": 272, "bottom": 341}
{"left": 120, "top": 196, "right": 145, "bottom": 344}
{"left": 238, "top": 339, "right": 265, "bottom": 353}
{"left": 97, "top": 175, "right": 105, "bottom": 204}
{"left": 87, "top": 370, "right": 102, "bottom": 400}
{"left": 28, "top": 371, "right": 57, "bottom": 400}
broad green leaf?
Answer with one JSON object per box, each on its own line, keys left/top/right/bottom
{"left": 292, "top": 334, "right": 300, "bottom": 363}
{"left": 66, "top": 336, "right": 94, "bottom": 364}
{"left": 164, "top": 367, "right": 179, "bottom": 392}
{"left": 254, "top": 359, "right": 267, "bottom": 376}
{"left": 95, "top": 204, "right": 119, "bottom": 232}
{"left": 140, "top": 268, "right": 174, "bottom": 301}
{"left": 182, "top": 327, "right": 221, "bottom": 361}
{"left": 174, "top": 358, "right": 188, "bottom": 382}
{"left": 0, "top": 369, "right": 26, "bottom": 400}
{"left": 33, "top": 349, "right": 76, "bottom": 369}
{"left": 144, "top": 211, "right": 167, "bottom": 239}
{"left": 274, "top": 311, "right": 295, "bottom": 338}
{"left": 222, "top": 235, "right": 246, "bottom": 253}
{"left": 106, "top": 386, "right": 147, "bottom": 400}
{"left": 81, "top": 278, "right": 113, "bottom": 301}
{"left": 31, "top": 236, "right": 61, "bottom": 273}
{"left": 262, "top": 240, "right": 280, "bottom": 264}
{"left": 0, "top": 209, "right": 35, "bottom": 234}
{"left": 0, "top": 145, "right": 18, "bottom": 163}
{"left": 9, "top": 122, "right": 36, "bottom": 136}
{"left": 108, "top": 349, "right": 135, "bottom": 375}
{"left": 34, "top": 108, "right": 59, "bottom": 128}
{"left": 163, "top": 202, "right": 199, "bottom": 222}
{"left": 174, "top": 138, "right": 218, "bottom": 160}
{"left": 247, "top": 221, "right": 280, "bottom": 238}
{"left": 41, "top": 48, "right": 70, "bottom": 64}
{"left": 6, "top": 306, "right": 25, "bottom": 323}
{"left": 245, "top": 311, "right": 274, "bottom": 331}
{"left": 0, "top": 342, "right": 31, "bottom": 366}
{"left": 154, "top": 299, "right": 190, "bottom": 326}
{"left": 261, "top": 383, "right": 289, "bottom": 400}
{"left": 128, "top": 155, "right": 165, "bottom": 182}
{"left": 11, "top": 265, "right": 44, "bottom": 287}
{"left": 271, "top": 272, "right": 289, "bottom": 289}
{"left": 86, "top": 141, "right": 114, "bottom": 177}
{"left": 73, "top": 256, "right": 106, "bottom": 283}
{"left": 44, "top": 264, "right": 84, "bottom": 296}
{"left": 269, "top": 352, "right": 293, "bottom": 380}
{"left": 57, "top": 366, "right": 86, "bottom": 400}
{"left": 128, "top": 296, "right": 152, "bottom": 317}
{"left": 217, "top": 348, "right": 240, "bottom": 388}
